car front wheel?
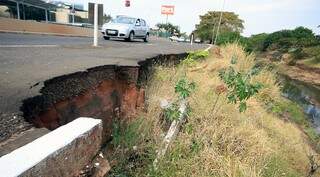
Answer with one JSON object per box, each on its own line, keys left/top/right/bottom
{"left": 143, "top": 34, "right": 149, "bottom": 42}
{"left": 126, "top": 32, "right": 134, "bottom": 42}
{"left": 103, "top": 36, "right": 110, "bottom": 40}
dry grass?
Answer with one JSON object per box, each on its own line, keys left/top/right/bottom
{"left": 108, "top": 43, "right": 320, "bottom": 177}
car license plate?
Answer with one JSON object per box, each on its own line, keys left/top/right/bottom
{"left": 108, "top": 30, "right": 116, "bottom": 34}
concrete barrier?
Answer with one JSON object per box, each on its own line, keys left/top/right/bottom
{"left": 0, "top": 17, "right": 93, "bottom": 37}
{"left": 0, "top": 117, "right": 102, "bottom": 177}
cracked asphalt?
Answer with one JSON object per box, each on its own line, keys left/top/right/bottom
{"left": 0, "top": 33, "right": 207, "bottom": 149}
{"left": 0, "top": 33, "right": 207, "bottom": 114}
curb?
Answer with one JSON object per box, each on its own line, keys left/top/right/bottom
{"left": 0, "top": 30, "right": 93, "bottom": 38}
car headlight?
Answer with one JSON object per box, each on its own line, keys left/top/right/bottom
{"left": 119, "top": 27, "right": 129, "bottom": 33}
{"left": 102, "top": 24, "right": 108, "bottom": 29}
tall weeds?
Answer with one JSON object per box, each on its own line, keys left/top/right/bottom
{"left": 107, "top": 44, "right": 319, "bottom": 177}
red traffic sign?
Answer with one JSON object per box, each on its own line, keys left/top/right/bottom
{"left": 161, "top": 5, "right": 174, "bottom": 15}
{"left": 125, "top": 0, "right": 130, "bottom": 7}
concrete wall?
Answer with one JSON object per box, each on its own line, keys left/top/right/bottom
{"left": 0, "top": 17, "right": 93, "bottom": 37}
{"left": 55, "top": 8, "right": 88, "bottom": 24}
{"left": 55, "top": 9, "right": 70, "bottom": 24}
{"left": 0, "top": 118, "right": 102, "bottom": 177}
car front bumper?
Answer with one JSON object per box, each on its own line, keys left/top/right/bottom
{"left": 101, "top": 28, "right": 129, "bottom": 38}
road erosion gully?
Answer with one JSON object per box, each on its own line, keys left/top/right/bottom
{"left": 0, "top": 53, "right": 188, "bottom": 149}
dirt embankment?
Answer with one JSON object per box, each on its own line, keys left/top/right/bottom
{"left": 278, "top": 64, "right": 320, "bottom": 90}
{"left": 258, "top": 51, "right": 320, "bottom": 89}
{"left": 18, "top": 53, "right": 187, "bottom": 143}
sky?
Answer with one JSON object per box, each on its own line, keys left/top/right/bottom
{"left": 65, "top": 0, "right": 320, "bottom": 37}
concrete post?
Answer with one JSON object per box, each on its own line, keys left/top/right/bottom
{"left": 93, "top": 3, "right": 98, "bottom": 47}
{"left": 72, "top": 3, "right": 75, "bottom": 24}
{"left": 191, "top": 34, "right": 194, "bottom": 45}
{"left": 16, "top": 2, "right": 20, "bottom": 20}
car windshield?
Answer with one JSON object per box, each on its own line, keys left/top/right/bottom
{"left": 112, "top": 17, "right": 136, "bottom": 24}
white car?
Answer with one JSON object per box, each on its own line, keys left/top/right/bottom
{"left": 177, "top": 37, "right": 185, "bottom": 42}
{"left": 194, "top": 38, "right": 201, "bottom": 43}
{"left": 101, "top": 16, "right": 150, "bottom": 42}
{"left": 169, "top": 36, "right": 179, "bottom": 42}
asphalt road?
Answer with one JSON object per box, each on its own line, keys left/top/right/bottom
{"left": 0, "top": 33, "right": 207, "bottom": 114}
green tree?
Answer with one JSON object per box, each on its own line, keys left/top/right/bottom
{"left": 244, "top": 33, "right": 269, "bottom": 52}
{"left": 215, "top": 31, "right": 242, "bottom": 45}
{"left": 263, "top": 26, "right": 318, "bottom": 51}
{"left": 195, "top": 11, "right": 244, "bottom": 43}
{"left": 156, "top": 23, "right": 181, "bottom": 35}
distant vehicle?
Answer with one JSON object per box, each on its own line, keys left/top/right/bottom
{"left": 169, "top": 36, "right": 179, "bottom": 42}
{"left": 194, "top": 38, "right": 201, "bottom": 43}
{"left": 169, "top": 36, "right": 187, "bottom": 42}
{"left": 177, "top": 37, "right": 185, "bottom": 42}
{"left": 101, "top": 16, "right": 150, "bottom": 42}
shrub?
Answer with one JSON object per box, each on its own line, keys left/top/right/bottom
{"left": 244, "top": 33, "right": 269, "bottom": 52}
{"left": 187, "top": 50, "right": 209, "bottom": 60}
{"left": 182, "top": 50, "right": 209, "bottom": 67}
{"left": 215, "top": 31, "right": 243, "bottom": 45}
{"left": 263, "top": 27, "right": 318, "bottom": 51}
{"left": 174, "top": 77, "right": 196, "bottom": 100}
{"left": 219, "top": 57, "right": 263, "bottom": 112}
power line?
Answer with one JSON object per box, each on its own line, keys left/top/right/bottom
{"left": 214, "top": 0, "right": 226, "bottom": 45}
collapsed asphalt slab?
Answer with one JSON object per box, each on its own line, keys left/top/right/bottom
{"left": 0, "top": 33, "right": 207, "bottom": 153}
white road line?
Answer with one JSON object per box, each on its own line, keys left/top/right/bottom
{"left": 0, "top": 45, "right": 58, "bottom": 48}
{"left": 205, "top": 44, "right": 213, "bottom": 51}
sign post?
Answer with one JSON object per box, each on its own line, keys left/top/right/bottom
{"left": 72, "top": 3, "right": 75, "bottom": 24}
{"left": 89, "top": 1, "right": 103, "bottom": 47}
{"left": 161, "top": 5, "right": 174, "bottom": 24}
{"left": 161, "top": 5, "right": 175, "bottom": 37}
{"left": 93, "top": 3, "right": 98, "bottom": 47}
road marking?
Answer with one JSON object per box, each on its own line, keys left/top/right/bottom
{"left": 0, "top": 45, "right": 58, "bottom": 48}
{"left": 205, "top": 44, "right": 213, "bottom": 51}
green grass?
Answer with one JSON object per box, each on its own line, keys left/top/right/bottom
{"left": 270, "top": 98, "right": 320, "bottom": 148}
{"left": 111, "top": 118, "right": 142, "bottom": 148}
{"left": 261, "top": 156, "right": 302, "bottom": 177}
{"left": 300, "top": 45, "right": 320, "bottom": 68}
{"left": 302, "top": 56, "right": 320, "bottom": 68}
{"left": 187, "top": 50, "right": 209, "bottom": 60}
{"left": 303, "top": 45, "right": 320, "bottom": 57}
{"left": 108, "top": 118, "right": 157, "bottom": 177}
{"left": 271, "top": 99, "right": 307, "bottom": 125}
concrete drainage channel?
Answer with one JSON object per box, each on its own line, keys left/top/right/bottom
{"left": 0, "top": 53, "right": 188, "bottom": 177}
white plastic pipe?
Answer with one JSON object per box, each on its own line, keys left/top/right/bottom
{"left": 153, "top": 100, "right": 187, "bottom": 168}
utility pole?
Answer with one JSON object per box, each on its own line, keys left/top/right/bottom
{"left": 214, "top": 0, "right": 226, "bottom": 45}
{"left": 166, "top": 14, "right": 168, "bottom": 25}
{"left": 211, "top": 15, "right": 217, "bottom": 45}
{"left": 16, "top": 2, "right": 20, "bottom": 20}
{"left": 93, "top": 3, "right": 98, "bottom": 47}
